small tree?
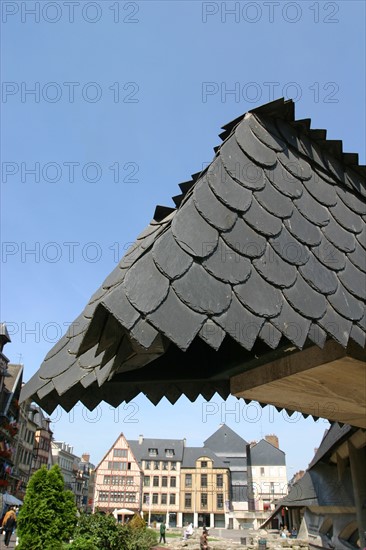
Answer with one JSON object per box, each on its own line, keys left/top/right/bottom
{"left": 17, "top": 464, "right": 77, "bottom": 550}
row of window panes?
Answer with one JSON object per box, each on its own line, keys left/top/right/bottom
{"left": 113, "top": 449, "right": 128, "bottom": 458}
{"left": 107, "top": 461, "right": 132, "bottom": 471}
{"left": 144, "top": 460, "right": 176, "bottom": 470}
{"left": 98, "top": 491, "right": 137, "bottom": 502}
{"left": 103, "top": 475, "right": 135, "bottom": 485}
{"left": 143, "top": 493, "right": 176, "bottom": 505}
{"left": 143, "top": 476, "right": 176, "bottom": 488}
{"left": 184, "top": 493, "right": 224, "bottom": 509}
{"left": 148, "top": 448, "right": 175, "bottom": 458}
{"left": 185, "top": 473, "right": 223, "bottom": 488}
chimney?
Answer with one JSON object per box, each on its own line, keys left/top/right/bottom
{"left": 265, "top": 434, "right": 279, "bottom": 448}
{"left": 139, "top": 434, "right": 143, "bottom": 445}
{"left": 183, "top": 438, "right": 186, "bottom": 447}
{"left": 82, "top": 453, "right": 90, "bottom": 463}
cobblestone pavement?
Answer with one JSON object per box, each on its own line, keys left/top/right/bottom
{"left": 0, "top": 532, "right": 16, "bottom": 550}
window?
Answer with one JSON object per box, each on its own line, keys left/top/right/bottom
{"left": 201, "top": 493, "right": 208, "bottom": 508}
{"left": 114, "top": 449, "right": 127, "bottom": 458}
{"left": 201, "top": 461, "right": 207, "bottom": 468}
{"left": 201, "top": 474, "right": 208, "bottom": 488}
{"left": 216, "top": 474, "right": 223, "bottom": 488}
{"left": 260, "top": 467, "right": 265, "bottom": 476}
{"left": 143, "top": 476, "right": 150, "bottom": 487}
{"left": 152, "top": 493, "right": 158, "bottom": 504}
{"left": 126, "top": 476, "right": 134, "bottom": 485}
{"left": 170, "top": 462, "right": 176, "bottom": 470}
{"left": 154, "top": 461, "right": 160, "bottom": 470}
{"left": 162, "top": 462, "right": 168, "bottom": 470}
{"left": 185, "top": 474, "right": 192, "bottom": 487}
{"left": 161, "top": 493, "right": 167, "bottom": 505}
{"left": 108, "top": 461, "right": 127, "bottom": 471}
{"left": 217, "top": 493, "right": 224, "bottom": 509}
{"left": 185, "top": 493, "right": 192, "bottom": 508}
{"left": 149, "top": 448, "right": 158, "bottom": 457}
{"left": 165, "top": 449, "right": 174, "bottom": 457}
{"left": 170, "top": 476, "right": 176, "bottom": 488}
{"left": 153, "top": 476, "right": 159, "bottom": 487}
{"left": 162, "top": 476, "right": 168, "bottom": 487}
{"left": 143, "top": 493, "right": 149, "bottom": 504}
{"left": 99, "top": 491, "right": 109, "bottom": 501}
{"left": 169, "top": 493, "right": 176, "bottom": 505}
{"left": 145, "top": 461, "right": 151, "bottom": 469}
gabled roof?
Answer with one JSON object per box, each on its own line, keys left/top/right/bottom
{"left": 95, "top": 432, "right": 140, "bottom": 471}
{"left": 204, "top": 423, "right": 248, "bottom": 454}
{"left": 181, "top": 447, "right": 227, "bottom": 468}
{"left": 250, "top": 439, "right": 286, "bottom": 466}
{"left": 20, "top": 98, "right": 366, "bottom": 414}
{"left": 128, "top": 438, "right": 185, "bottom": 463}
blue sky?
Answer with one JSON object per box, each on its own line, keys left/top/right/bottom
{"left": 1, "top": 1, "right": 365, "bottom": 476}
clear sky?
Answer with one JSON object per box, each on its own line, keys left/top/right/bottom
{"left": 1, "top": 1, "right": 365, "bottom": 477}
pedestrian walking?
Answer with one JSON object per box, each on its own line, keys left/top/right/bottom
{"left": 159, "top": 521, "right": 166, "bottom": 544}
{"left": 2, "top": 507, "right": 17, "bottom": 547}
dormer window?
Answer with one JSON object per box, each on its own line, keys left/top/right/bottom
{"left": 148, "top": 448, "right": 158, "bottom": 457}
{"left": 165, "top": 449, "right": 174, "bottom": 458}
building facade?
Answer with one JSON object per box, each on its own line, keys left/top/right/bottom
{"left": 93, "top": 433, "right": 142, "bottom": 515}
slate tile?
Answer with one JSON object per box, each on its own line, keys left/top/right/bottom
{"left": 254, "top": 176, "right": 293, "bottom": 218}
{"left": 299, "top": 253, "right": 338, "bottom": 295}
{"left": 330, "top": 201, "right": 364, "bottom": 234}
{"left": 222, "top": 217, "right": 267, "bottom": 258}
{"left": 338, "top": 258, "right": 366, "bottom": 300}
{"left": 220, "top": 136, "right": 266, "bottom": 190}
{"left": 356, "top": 312, "right": 366, "bottom": 331}
{"left": 349, "top": 324, "right": 366, "bottom": 348}
{"left": 43, "top": 334, "right": 70, "bottom": 362}
{"left": 172, "top": 263, "right": 232, "bottom": 315}
{"left": 278, "top": 148, "right": 312, "bottom": 181}
{"left": 199, "top": 319, "right": 226, "bottom": 350}
{"left": 193, "top": 177, "right": 238, "bottom": 231}
{"left": 346, "top": 167, "right": 366, "bottom": 198}
{"left": 271, "top": 298, "right": 311, "bottom": 348}
{"left": 348, "top": 241, "right": 366, "bottom": 273}
{"left": 202, "top": 237, "right": 252, "bottom": 285}
{"left": 77, "top": 304, "right": 109, "bottom": 355}
{"left": 258, "top": 322, "right": 282, "bottom": 349}
{"left": 135, "top": 223, "right": 160, "bottom": 241}
{"left": 298, "top": 133, "right": 328, "bottom": 172}
{"left": 322, "top": 215, "right": 356, "bottom": 253}
{"left": 284, "top": 207, "right": 322, "bottom": 246}
{"left": 67, "top": 330, "right": 91, "bottom": 356}
{"left": 253, "top": 243, "right": 297, "bottom": 288}
{"left": 242, "top": 196, "right": 282, "bottom": 237}
{"left": 88, "top": 286, "right": 109, "bottom": 305}
{"left": 235, "top": 118, "right": 277, "bottom": 167}
{"left": 19, "top": 372, "right": 46, "bottom": 402}
{"left": 302, "top": 172, "right": 337, "bottom": 207}
{"left": 266, "top": 161, "right": 303, "bottom": 199}
{"left": 80, "top": 370, "right": 97, "bottom": 389}
{"left": 207, "top": 157, "right": 253, "bottom": 212}
{"left": 130, "top": 319, "right": 159, "bottom": 349}
{"left": 147, "top": 288, "right": 206, "bottom": 351}
{"left": 64, "top": 313, "right": 90, "bottom": 339}
{"left": 152, "top": 228, "right": 193, "bottom": 280}
{"left": 356, "top": 225, "right": 366, "bottom": 250}
{"left": 294, "top": 187, "right": 330, "bottom": 226}
{"left": 214, "top": 294, "right": 264, "bottom": 350}
{"left": 52, "top": 362, "right": 90, "bottom": 396}
{"left": 270, "top": 226, "right": 310, "bottom": 266}
{"left": 36, "top": 380, "right": 56, "bottom": 401}
{"left": 123, "top": 253, "right": 170, "bottom": 314}
{"left": 103, "top": 283, "right": 140, "bottom": 329}
{"left": 172, "top": 199, "right": 219, "bottom": 258}
{"left": 327, "top": 283, "right": 364, "bottom": 321}
{"left": 275, "top": 118, "right": 300, "bottom": 149}
{"left": 317, "top": 307, "right": 352, "bottom": 348}
{"left": 336, "top": 186, "right": 366, "bottom": 215}
{"left": 325, "top": 155, "right": 347, "bottom": 185}
{"left": 39, "top": 343, "right": 77, "bottom": 379}
{"left": 234, "top": 268, "right": 283, "bottom": 318}
{"left": 312, "top": 235, "right": 346, "bottom": 271}
{"left": 248, "top": 114, "right": 286, "bottom": 152}
{"left": 314, "top": 165, "right": 340, "bottom": 185}
{"left": 101, "top": 265, "right": 127, "bottom": 290}
{"left": 284, "top": 273, "right": 327, "bottom": 319}
{"left": 308, "top": 323, "right": 327, "bottom": 348}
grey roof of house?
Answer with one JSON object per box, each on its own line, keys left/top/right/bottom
{"left": 250, "top": 439, "right": 286, "bottom": 466}
{"left": 128, "top": 438, "right": 185, "bottom": 463}
{"left": 308, "top": 422, "right": 354, "bottom": 469}
{"left": 20, "top": 98, "right": 366, "bottom": 414}
{"left": 204, "top": 424, "right": 249, "bottom": 454}
{"left": 181, "top": 447, "right": 227, "bottom": 468}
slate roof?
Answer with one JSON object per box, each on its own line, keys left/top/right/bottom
{"left": 20, "top": 98, "right": 366, "bottom": 414}
{"left": 181, "top": 447, "right": 227, "bottom": 468}
{"left": 250, "top": 439, "right": 286, "bottom": 466}
{"left": 128, "top": 438, "right": 185, "bottom": 463}
{"left": 204, "top": 423, "right": 249, "bottom": 455}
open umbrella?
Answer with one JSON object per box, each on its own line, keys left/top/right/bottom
{"left": 3, "top": 493, "right": 23, "bottom": 506}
